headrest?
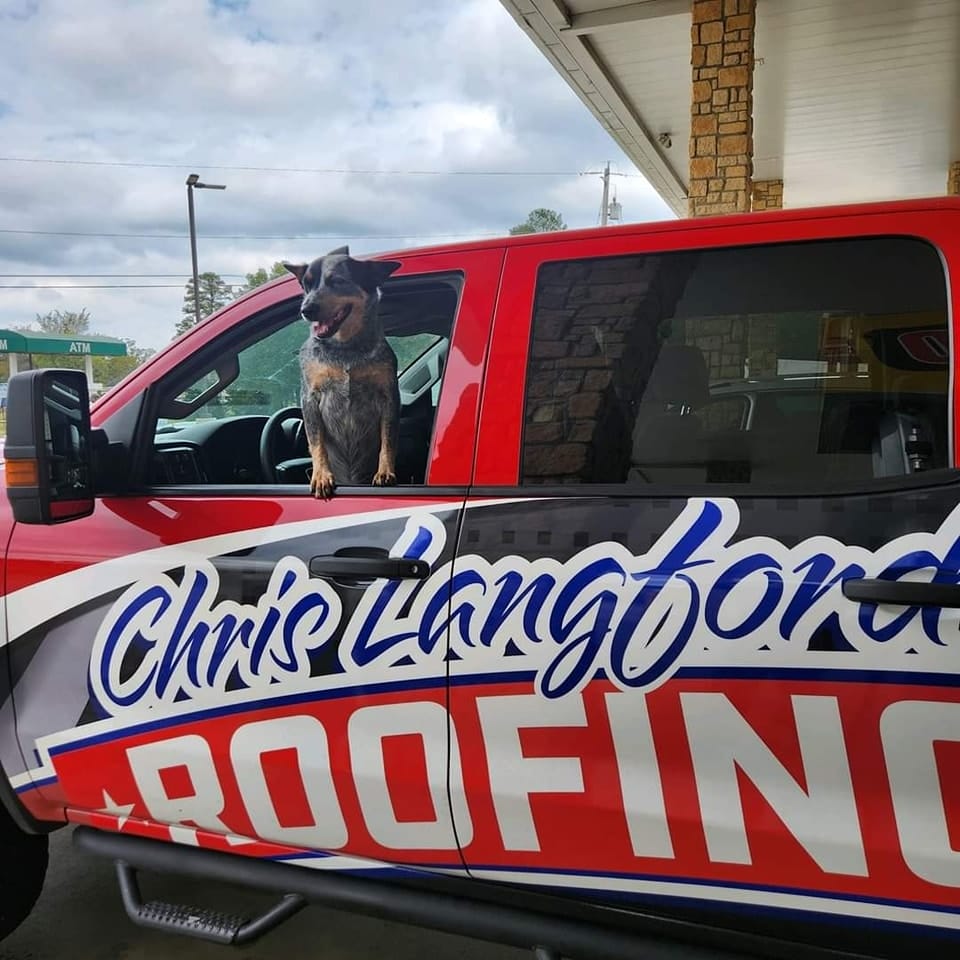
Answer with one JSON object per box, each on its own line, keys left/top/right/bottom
{"left": 641, "top": 344, "right": 710, "bottom": 408}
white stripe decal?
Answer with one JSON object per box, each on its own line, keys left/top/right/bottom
{"left": 277, "top": 855, "right": 399, "bottom": 871}
{"left": 468, "top": 869, "right": 960, "bottom": 931}
{"left": 3, "top": 498, "right": 533, "bottom": 645}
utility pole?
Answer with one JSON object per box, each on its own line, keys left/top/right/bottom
{"left": 582, "top": 162, "right": 624, "bottom": 226}
{"left": 600, "top": 160, "right": 611, "bottom": 227}
{"left": 185, "top": 173, "right": 227, "bottom": 326}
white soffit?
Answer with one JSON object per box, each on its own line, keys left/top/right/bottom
{"left": 501, "top": 0, "right": 960, "bottom": 213}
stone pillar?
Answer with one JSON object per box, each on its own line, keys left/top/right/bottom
{"left": 689, "top": 0, "right": 756, "bottom": 217}
{"left": 752, "top": 179, "right": 783, "bottom": 211}
{"left": 948, "top": 161, "right": 960, "bottom": 196}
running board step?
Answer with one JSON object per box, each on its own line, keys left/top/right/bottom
{"left": 77, "top": 827, "right": 772, "bottom": 960}
{"left": 117, "top": 861, "right": 305, "bottom": 945}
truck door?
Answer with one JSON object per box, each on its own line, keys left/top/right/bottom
{"left": 450, "top": 210, "right": 960, "bottom": 948}
{"left": 4, "top": 247, "right": 500, "bottom": 878}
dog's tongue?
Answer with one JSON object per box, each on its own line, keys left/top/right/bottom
{"left": 312, "top": 321, "right": 331, "bottom": 338}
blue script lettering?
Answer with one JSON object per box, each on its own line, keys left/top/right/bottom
{"left": 91, "top": 558, "right": 342, "bottom": 712}
{"left": 91, "top": 500, "right": 960, "bottom": 714}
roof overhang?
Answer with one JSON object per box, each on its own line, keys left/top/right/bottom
{"left": 500, "top": 0, "right": 960, "bottom": 216}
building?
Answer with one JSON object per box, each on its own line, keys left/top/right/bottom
{"left": 499, "top": 0, "right": 960, "bottom": 216}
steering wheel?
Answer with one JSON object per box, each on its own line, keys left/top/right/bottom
{"left": 259, "top": 406, "right": 306, "bottom": 483}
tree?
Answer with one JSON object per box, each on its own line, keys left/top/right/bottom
{"left": 92, "top": 339, "right": 157, "bottom": 390}
{"left": 177, "top": 272, "right": 232, "bottom": 336}
{"left": 240, "top": 261, "right": 289, "bottom": 294}
{"left": 7, "top": 310, "right": 93, "bottom": 379}
{"left": 509, "top": 208, "right": 566, "bottom": 235}
{"left": 35, "top": 309, "right": 91, "bottom": 336}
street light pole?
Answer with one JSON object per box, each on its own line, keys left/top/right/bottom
{"left": 186, "top": 175, "right": 200, "bottom": 325}
{"left": 185, "top": 173, "right": 227, "bottom": 326}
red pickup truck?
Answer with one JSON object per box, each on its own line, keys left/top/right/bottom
{"left": 0, "top": 197, "right": 958, "bottom": 960}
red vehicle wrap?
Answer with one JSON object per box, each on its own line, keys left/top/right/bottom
{"left": 2, "top": 198, "right": 960, "bottom": 958}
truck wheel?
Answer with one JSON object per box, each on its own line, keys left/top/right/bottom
{"left": 0, "top": 815, "right": 48, "bottom": 941}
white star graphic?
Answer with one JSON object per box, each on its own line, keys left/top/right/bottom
{"left": 224, "top": 833, "right": 256, "bottom": 847}
{"left": 98, "top": 791, "right": 136, "bottom": 830}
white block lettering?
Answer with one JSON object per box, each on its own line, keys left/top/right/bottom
{"left": 230, "top": 715, "right": 347, "bottom": 849}
{"left": 127, "top": 734, "right": 228, "bottom": 834}
{"left": 882, "top": 699, "right": 960, "bottom": 887}
{"left": 477, "top": 693, "right": 587, "bottom": 852}
{"left": 606, "top": 692, "right": 674, "bottom": 859}
{"left": 682, "top": 693, "right": 867, "bottom": 876}
{"left": 348, "top": 701, "right": 463, "bottom": 850}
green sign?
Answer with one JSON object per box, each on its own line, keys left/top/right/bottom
{"left": 0, "top": 329, "right": 126, "bottom": 357}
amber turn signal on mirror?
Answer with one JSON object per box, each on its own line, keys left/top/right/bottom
{"left": 4, "top": 459, "right": 39, "bottom": 487}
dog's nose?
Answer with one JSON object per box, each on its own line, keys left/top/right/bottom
{"left": 301, "top": 300, "right": 318, "bottom": 320}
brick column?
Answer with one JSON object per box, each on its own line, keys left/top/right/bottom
{"left": 948, "top": 161, "right": 960, "bottom": 196}
{"left": 689, "top": 0, "right": 756, "bottom": 217}
{"left": 752, "top": 179, "right": 783, "bottom": 211}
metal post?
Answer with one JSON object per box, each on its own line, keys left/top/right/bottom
{"left": 185, "top": 173, "right": 226, "bottom": 326}
{"left": 600, "top": 160, "right": 611, "bottom": 226}
{"left": 187, "top": 179, "right": 200, "bottom": 326}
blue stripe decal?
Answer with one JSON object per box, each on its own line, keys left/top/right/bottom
{"left": 49, "top": 665, "right": 960, "bottom": 757}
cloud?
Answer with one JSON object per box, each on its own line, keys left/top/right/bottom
{"left": 0, "top": 0, "right": 674, "bottom": 351}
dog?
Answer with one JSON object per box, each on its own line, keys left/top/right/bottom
{"left": 283, "top": 247, "right": 402, "bottom": 499}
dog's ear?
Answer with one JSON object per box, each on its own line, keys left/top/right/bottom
{"left": 327, "top": 245, "right": 350, "bottom": 257}
{"left": 282, "top": 261, "right": 309, "bottom": 285}
{"left": 347, "top": 258, "right": 403, "bottom": 291}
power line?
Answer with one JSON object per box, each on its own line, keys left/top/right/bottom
{"left": 0, "top": 155, "right": 616, "bottom": 177}
{"left": 0, "top": 284, "right": 187, "bottom": 289}
{"left": 0, "top": 273, "right": 246, "bottom": 278}
{"left": 0, "top": 228, "right": 500, "bottom": 240}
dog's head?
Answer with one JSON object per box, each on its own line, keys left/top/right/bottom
{"left": 283, "top": 247, "right": 402, "bottom": 342}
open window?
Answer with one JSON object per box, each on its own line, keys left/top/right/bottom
{"left": 146, "top": 272, "right": 460, "bottom": 490}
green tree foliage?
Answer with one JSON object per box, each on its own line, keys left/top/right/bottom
{"left": 177, "top": 272, "right": 233, "bottom": 336}
{"left": 509, "top": 208, "right": 566, "bottom": 235}
{"left": 93, "top": 339, "right": 156, "bottom": 390}
{"left": 240, "top": 261, "right": 289, "bottom": 294}
{"left": 34, "top": 308, "right": 91, "bottom": 336}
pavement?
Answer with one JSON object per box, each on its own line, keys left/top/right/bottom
{"left": 0, "top": 828, "right": 527, "bottom": 960}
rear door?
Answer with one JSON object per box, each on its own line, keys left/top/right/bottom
{"left": 4, "top": 247, "right": 500, "bottom": 878}
{"left": 449, "top": 208, "right": 960, "bottom": 947}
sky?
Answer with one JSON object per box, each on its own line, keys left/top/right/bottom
{"left": 0, "top": 0, "right": 675, "bottom": 352}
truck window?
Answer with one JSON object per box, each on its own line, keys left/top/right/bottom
{"left": 148, "top": 274, "right": 459, "bottom": 487}
{"left": 520, "top": 237, "right": 950, "bottom": 490}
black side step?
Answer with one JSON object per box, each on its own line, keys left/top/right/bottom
{"left": 117, "top": 861, "right": 305, "bottom": 945}
{"left": 75, "top": 827, "right": 876, "bottom": 960}
{"left": 76, "top": 827, "right": 747, "bottom": 960}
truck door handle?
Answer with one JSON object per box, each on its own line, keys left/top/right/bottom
{"left": 842, "top": 578, "right": 960, "bottom": 608}
{"left": 308, "top": 554, "right": 431, "bottom": 582}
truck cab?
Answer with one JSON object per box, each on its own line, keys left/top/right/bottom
{"left": 1, "top": 197, "right": 959, "bottom": 960}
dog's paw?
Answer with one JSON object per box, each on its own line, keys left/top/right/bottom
{"left": 372, "top": 469, "right": 397, "bottom": 487}
{"left": 310, "top": 470, "right": 336, "bottom": 500}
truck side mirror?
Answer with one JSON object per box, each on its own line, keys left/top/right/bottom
{"left": 4, "top": 369, "right": 94, "bottom": 524}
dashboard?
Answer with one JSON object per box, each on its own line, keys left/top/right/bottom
{"left": 150, "top": 416, "right": 269, "bottom": 485}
